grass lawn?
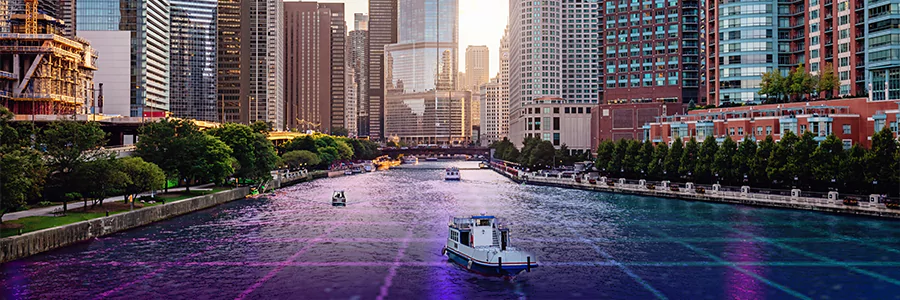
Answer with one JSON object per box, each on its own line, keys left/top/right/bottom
{"left": 0, "top": 187, "right": 230, "bottom": 238}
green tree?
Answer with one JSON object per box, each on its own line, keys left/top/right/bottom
{"left": 679, "top": 138, "right": 699, "bottom": 180}
{"left": 40, "top": 120, "right": 108, "bottom": 211}
{"left": 519, "top": 137, "right": 540, "bottom": 166}
{"left": 638, "top": 141, "right": 654, "bottom": 177}
{"left": 713, "top": 137, "right": 737, "bottom": 184}
{"left": 695, "top": 136, "right": 718, "bottom": 183}
{"left": 489, "top": 138, "right": 519, "bottom": 162}
{"left": 812, "top": 134, "right": 844, "bottom": 188}
{"left": 283, "top": 135, "right": 317, "bottom": 154}
{"left": 209, "top": 123, "right": 278, "bottom": 183}
{"left": 791, "top": 131, "right": 818, "bottom": 189}
{"left": 759, "top": 69, "right": 786, "bottom": 102}
{"left": 345, "top": 138, "right": 380, "bottom": 160}
{"left": 623, "top": 140, "right": 642, "bottom": 177}
{"left": 608, "top": 139, "right": 629, "bottom": 176}
{"left": 665, "top": 138, "right": 683, "bottom": 179}
{"left": 788, "top": 64, "right": 815, "bottom": 101}
{"left": 527, "top": 140, "right": 556, "bottom": 169}
{"left": 0, "top": 150, "right": 47, "bottom": 220}
{"left": 845, "top": 143, "right": 868, "bottom": 194}
{"left": 331, "top": 127, "right": 349, "bottom": 137}
{"left": 120, "top": 157, "right": 165, "bottom": 210}
{"left": 755, "top": 136, "right": 776, "bottom": 186}
{"left": 648, "top": 143, "right": 668, "bottom": 179}
{"left": 868, "top": 128, "right": 899, "bottom": 195}
{"left": 734, "top": 138, "right": 758, "bottom": 184}
{"left": 135, "top": 118, "right": 202, "bottom": 190}
{"left": 816, "top": 63, "right": 838, "bottom": 99}
{"left": 768, "top": 131, "right": 799, "bottom": 188}
{"left": 282, "top": 150, "right": 321, "bottom": 169}
{"left": 250, "top": 120, "right": 272, "bottom": 134}
{"left": 556, "top": 144, "right": 577, "bottom": 167}
{"left": 594, "top": 140, "right": 615, "bottom": 173}
{"left": 75, "top": 156, "right": 126, "bottom": 208}
{"left": 187, "top": 134, "right": 235, "bottom": 186}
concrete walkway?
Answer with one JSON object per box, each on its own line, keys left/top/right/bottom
{"left": 1, "top": 183, "right": 215, "bottom": 222}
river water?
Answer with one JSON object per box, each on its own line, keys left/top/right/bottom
{"left": 3, "top": 161, "right": 900, "bottom": 299}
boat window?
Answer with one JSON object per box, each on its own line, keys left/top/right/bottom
{"left": 477, "top": 219, "right": 491, "bottom": 226}
{"left": 460, "top": 232, "right": 470, "bottom": 246}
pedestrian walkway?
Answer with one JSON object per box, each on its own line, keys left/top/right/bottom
{"left": 1, "top": 183, "right": 215, "bottom": 222}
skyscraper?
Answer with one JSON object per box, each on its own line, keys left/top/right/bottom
{"left": 217, "top": 0, "right": 284, "bottom": 128}
{"left": 465, "top": 45, "right": 489, "bottom": 92}
{"left": 284, "top": 2, "right": 333, "bottom": 132}
{"left": 384, "top": 0, "right": 469, "bottom": 145}
{"left": 480, "top": 77, "right": 503, "bottom": 146}
{"left": 320, "top": 3, "right": 346, "bottom": 132}
{"left": 561, "top": 0, "right": 600, "bottom": 104}
{"left": 498, "top": 27, "right": 510, "bottom": 140}
{"left": 348, "top": 13, "right": 369, "bottom": 136}
{"left": 169, "top": 0, "right": 217, "bottom": 122}
{"left": 77, "top": 0, "right": 170, "bottom": 117}
{"left": 367, "top": 0, "right": 398, "bottom": 139}
{"left": 354, "top": 12, "right": 368, "bottom": 31}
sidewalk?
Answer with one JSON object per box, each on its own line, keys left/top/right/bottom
{"left": 1, "top": 183, "right": 215, "bottom": 222}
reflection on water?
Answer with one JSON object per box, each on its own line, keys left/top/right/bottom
{"left": 3, "top": 161, "right": 900, "bottom": 299}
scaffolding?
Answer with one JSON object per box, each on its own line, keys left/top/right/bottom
{"left": 0, "top": 12, "right": 97, "bottom": 115}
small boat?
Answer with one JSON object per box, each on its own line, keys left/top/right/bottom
{"left": 352, "top": 166, "right": 363, "bottom": 173}
{"left": 442, "top": 215, "right": 538, "bottom": 276}
{"left": 332, "top": 190, "right": 346, "bottom": 206}
{"left": 426, "top": 157, "right": 439, "bottom": 162}
{"left": 344, "top": 169, "right": 353, "bottom": 176}
{"left": 445, "top": 167, "right": 460, "bottom": 181}
{"left": 363, "top": 164, "right": 374, "bottom": 172}
{"left": 403, "top": 156, "right": 419, "bottom": 165}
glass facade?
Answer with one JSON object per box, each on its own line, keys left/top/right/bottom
{"left": 169, "top": 0, "right": 217, "bottom": 122}
{"left": 866, "top": 0, "right": 900, "bottom": 101}
{"left": 77, "top": 0, "right": 170, "bottom": 116}
{"left": 716, "top": 0, "right": 778, "bottom": 105}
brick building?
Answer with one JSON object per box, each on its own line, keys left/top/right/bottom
{"left": 590, "top": 100, "right": 686, "bottom": 151}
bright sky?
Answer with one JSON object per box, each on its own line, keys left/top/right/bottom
{"left": 318, "top": 0, "right": 509, "bottom": 76}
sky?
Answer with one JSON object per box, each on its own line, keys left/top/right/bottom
{"left": 317, "top": 0, "right": 509, "bottom": 76}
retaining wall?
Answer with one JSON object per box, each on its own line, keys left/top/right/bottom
{"left": 0, "top": 187, "right": 249, "bottom": 263}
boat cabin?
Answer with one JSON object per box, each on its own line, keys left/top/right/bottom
{"left": 448, "top": 215, "right": 510, "bottom": 250}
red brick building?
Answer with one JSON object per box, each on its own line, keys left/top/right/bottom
{"left": 590, "top": 100, "right": 687, "bottom": 151}
{"left": 644, "top": 98, "right": 900, "bottom": 148}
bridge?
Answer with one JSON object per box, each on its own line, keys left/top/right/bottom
{"left": 379, "top": 146, "right": 490, "bottom": 157}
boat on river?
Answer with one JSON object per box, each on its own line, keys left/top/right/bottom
{"left": 332, "top": 190, "right": 346, "bottom": 206}
{"left": 363, "top": 164, "right": 374, "bottom": 172}
{"left": 425, "top": 156, "right": 439, "bottom": 162}
{"left": 442, "top": 215, "right": 538, "bottom": 276}
{"left": 344, "top": 169, "right": 353, "bottom": 176}
{"left": 403, "top": 156, "right": 419, "bottom": 165}
{"left": 479, "top": 162, "right": 489, "bottom": 169}
{"left": 352, "top": 166, "right": 363, "bottom": 173}
{"left": 445, "top": 167, "right": 460, "bottom": 181}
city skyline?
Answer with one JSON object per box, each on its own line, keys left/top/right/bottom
{"left": 320, "top": 0, "right": 507, "bottom": 74}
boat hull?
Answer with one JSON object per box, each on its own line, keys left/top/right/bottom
{"left": 445, "top": 177, "right": 460, "bottom": 181}
{"left": 444, "top": 247, "right": 536, "bottom": 276}
{"left": 332, "top": 202, "right": 345, "bottom": 207}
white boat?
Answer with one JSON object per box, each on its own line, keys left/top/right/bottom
{"left": 442, "top": 215, "right": 538, "bottom": 276}
{"left": 352, "top": 166, "right": 363, "bottom": 173}
{"left": 425, "top": 157, "right": 439, "bottom": 162}
{"left": 363, "top": 164, "right": 374, "bottom": 172}
{"left": 403, "top": 156, "right": 419, "bottom": 165}
{"left": 332, "top": 190, "right": 346, "bottom": 206}
{"left": 344, "top": 169, "right": 353, "bottom": 175}
{"left": 445, "top": 167, "right": 460, "bottom": 181}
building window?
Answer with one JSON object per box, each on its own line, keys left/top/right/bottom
{"left": 553, "top": 107, "right": 560, "bottom": 114}
{"left": 757, "top": 126, "right": 763, "bottom": 136}
{"left": 738, "top": 127, "right": 744, "bottom": 136}
{"left": 842, "top": 140, "right": 852, "bottom": 150}
{"left": 553, "top": 133, "right": 561, "bottom": 146}
{"left": 554, "top": 117, "right": 560, "bottom": 130}
{"left": 728, "top": 128, "right": 735, "bottom": 136}
{"left": 891, "top": 122, "right": 898, "bottom": 133}
{"left": 543, "top": 133, "right": 552, "bottom": 141}
{"left": 800, "top": 124, "right": 807, "bottom": 133}
{"left": 842, "top": 124, "right": 851, "bottom": 134}
{"left": 766, "top": 126, "right": 772, "bottom": 135}
{"left": 565, "top": 107, "right": 570, "bottom": 113}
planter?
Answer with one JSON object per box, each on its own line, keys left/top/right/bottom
{"left": 646, "top": 184, "right": 656, "bottom": 190}
{"left": 695, "top": 187, "right": 706, "bottom": 194}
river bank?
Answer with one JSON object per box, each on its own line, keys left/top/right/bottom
{"left": 490, "top": 165, "right": 900, "bottom": 219}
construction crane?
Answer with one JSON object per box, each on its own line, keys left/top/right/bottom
{"left": 24, "top": 0, "right": 37, "bottom": 34}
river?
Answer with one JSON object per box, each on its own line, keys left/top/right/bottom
{"left": 2, "top": 161, "right": 900, "bottom": 299}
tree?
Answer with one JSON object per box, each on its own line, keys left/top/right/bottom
{"left": 282, "top": 150, "right": 321, "bottom": 170}
{"left": 845, "top": 143, "right": 868, "bottom": 194}
{"left": 665, "top": 138, "right": 683, "bottom": 179}
{"left": 768, "top": 131, "right": 798, "bottom": 188}
{"left": 527, "top": 140, "right": 556, "bottom": 169}
{"left": 812, "top": 134, "right": 844, "bottom": 188}
{"left": 734, "top": 138, "right": 758, "bottom": 184}
{"left": 40, "top": 120, "right": 108, "bottom": 211}
{"left": 594, "top": 140, "right": 615, "bottom": 173}
{"left": 648, "top": 143, "right": 668, "bottom": 179}
{"left": 136, "top": 118, "right": 203, "bottom": 190}
{"left": 120, "top": 157, "right": 165, "bottom": 210}
{"left": 187, "top": 134, "right": 235, "bottom": 186}
{"left": 0, "top": 150, "right": 47, "bottom": 221}
{"left": 788, "top": 64, "right": 815, "bottom": 101}
{"left": 75, "top": 156, "right": 126, "bottom": 208}
{"left": 623, "top": 140, "right": 642, "bottom": 177}
{"left": 759, "top": 69, "right": 786, "bottom": 102}
{"left": 331, "top": 127, "right": 349, "bottom": 137}
{"left": 519, "top": 137, "right": 540, "bottom": 166}
{"left": 755, "top": 136, "right": 776, "bottom": 186}
{"left": 695, "top": 136, "right": 718, "bottom": 183}
{"left": 679, "top": 138, "right": 699, "bottom": 180}
{"left": 816, "top": 63, "right": 838, "bottom": 99}
{"left": 713, "top": 137, "right": 737, "bottom": 184}
{"left": 489, "top": 138, "right": 519, "bottom": 162}
{"left": 791, "top": 131, "right": 818, "bottom": 189}
{"left": 556, "top": 144, "right": 577, "bottom": 167}
{"left": 345, "top": 138, "right": 381, "bottom": 160}
{"left": 209, "top": 123, "right": 278, "bottom": 183}
{"left": 608, "top": 139, "right": 629, "bottom": 176}
{"left": 638, "top": 141, "right": 654, "bottom": 176}
{"left": 283, "top": 135, "right": 317, "bottom": 154}
{"left": 868, "top": 128, "right": 899, "bottom": 195}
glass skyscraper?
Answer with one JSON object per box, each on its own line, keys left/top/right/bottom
{"left": 77, "top": 0, "right": 170, "bottom": 117}
{"left": 169, "top": 0, "right": 217, "bottom": 122}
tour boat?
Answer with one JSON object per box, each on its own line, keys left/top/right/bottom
{"left": 403, "top": 156, "right": 419, "bottom": 165}
{"left": 363, "top": 164, "right": 374, "bottom": 172}
{"left": 442, "top": 215, "right": 538, "bottom": 276}
{"left": 426, "top": 157, "right": 439, "bottom": 162}
{"left": 332, "top": 190, "right": 346, "bottom": 206}
{"left": 445, "top": 167, "right": 461, "bottom": 181}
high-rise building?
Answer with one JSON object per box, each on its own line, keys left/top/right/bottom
{"left": 348, "top": 16, "right": 369, "bottom": 136}
{"left": 217, "top": 0, "right": 284, "bottom": 129}
{"left": 465, "top": 45, "right": 489, "bottom": 91}
{"left": 58, "top": 0, "right": 75, "bottom": 36}
{"left": 169, "top": 0, "right": 217, "bottom": 122}
{"left": 284, "top": 2, "right": 333, "bottom": 132}
{"left": 354, "top": 12, "right": 368, "bottom": 31}
{"left": 707, "top": 0, "right": 805, "bottom": 105}
{"left": 367, "top": 0, "right": 398, "bottom": 139}
{"left": 0, "top": 0, "right": 9, "bottom": 32}
{"left": 345, "top": 71, "right": 358, "bottom": 137}
{"left": 507, "top": 0, "right": 598, "bottom": 152}
{"left": 865, "top": 0, "right": 900, "bottom": 101}
{"left": 320, "top": 3, "right": 346, "bottom": 132}
{"left": 599, "top": 0, "right": 701, "bottom": 104}
{"left": 498, "top": 27, "right": 510, "bottom": 140}
{"left": 77, "top": 0, "right": 170, "bottom": 117}
{"left": 384, "top": 0, "right": 470, "bottom": 145}
{"left": 480, "top": 77, "right": 504, "bottom": 146}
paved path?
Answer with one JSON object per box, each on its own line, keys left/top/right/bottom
{"left": 1, "top": 184, "right": 216, "bottom": 222}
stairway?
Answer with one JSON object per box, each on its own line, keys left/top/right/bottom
{"left": 492, "top": 230, "right": 500, "bottom": 246}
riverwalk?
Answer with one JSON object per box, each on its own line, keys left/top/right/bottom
{"left": 490, "top": 165, "right": 900, "bottom": 219}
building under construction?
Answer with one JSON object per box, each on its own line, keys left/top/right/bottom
{"left": 0, "top": 6, "right": 97, "bottom": 115}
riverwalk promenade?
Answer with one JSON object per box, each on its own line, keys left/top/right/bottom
{"left": 490, "top": 164, "right": 900, "bottom": 219}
